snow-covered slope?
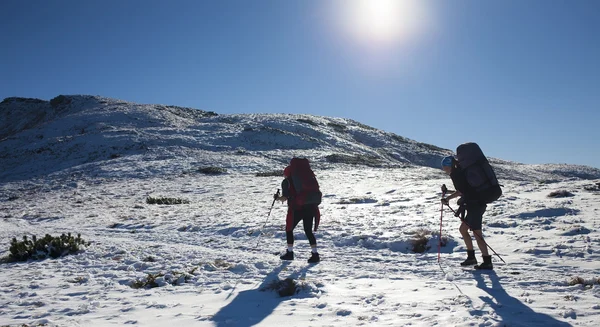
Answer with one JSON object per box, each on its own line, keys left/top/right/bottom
{"left": 3, "top": 95, "right": 599, "bottom": 183}
{"left": 1, "top": 166, "right": 599, "bottom": 327}
{"left": 1, "top": 95, "right": 600, "bottom": 327}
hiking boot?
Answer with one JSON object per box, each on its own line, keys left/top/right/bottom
{"left": 460, "top": 250, "right": 477, "bottom": 266}
{"left": 474, "top": 255, "right": 493, "bottom": 270}
{"left": 307, "top": 252, "right": 320, "bottom": 263}
{"left": 280, "top": 250, "right": 294, "bottom": 261}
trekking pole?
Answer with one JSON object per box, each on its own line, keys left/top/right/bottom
{"left": 254, "top": 189, "right": 280, "bottom": 249}
{"left": 264, "top": 189, "right": 280, "bottom": 228}
{"left": 444, "top": 202, "right": 506, "bottom": 264}
{"left": 438, "top": 185, "right": 447, "bottom": 263}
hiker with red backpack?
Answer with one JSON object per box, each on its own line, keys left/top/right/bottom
{"left": 441, "top": 143, "right": 502, "bottom": 270}
{"left": 275, "top": 158, "right": 322, "bottom": 263}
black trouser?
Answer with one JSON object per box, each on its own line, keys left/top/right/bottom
{"left": 286, "top": 205, "right": 316, "bottom": 246}
{"left": 457, "top": 200, "right": 487, "bottom": 231}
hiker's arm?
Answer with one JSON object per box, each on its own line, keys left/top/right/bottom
{"left": 443, "top": 190, "right": 462, "bottom": 204}
{"left": 446, "top": 190, "right": 462, "bottom": 200}
{"left": 277, "top": 179, "right": 290, "bottom": 202}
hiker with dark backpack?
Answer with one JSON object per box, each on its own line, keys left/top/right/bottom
{"left": 275, "top": 158, "right": 322, "bottom": 263}
{"left": 441, "top": 143, "right": 502, "bottom": 270}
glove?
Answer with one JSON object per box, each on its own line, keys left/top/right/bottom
{"left": 457, "top": 197, "right": 466, "bottom": 206}
{"left": 441, "top": 198, "right": 449, "bottom": 205}
{"left": 273, "top": 193, "right": 279, "bottom": 200}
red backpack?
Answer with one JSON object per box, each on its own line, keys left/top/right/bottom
{"left": 287, "top": 158, "right": 322, "bottom": 207}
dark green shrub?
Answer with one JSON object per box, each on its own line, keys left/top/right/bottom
{"left": 131, "top": 272, "right": 162, "bottom": 289}
{"left": 417, "top": 142, "right": 447, "bottom": 152}
{"left": 1, "top": 97, "right": 46, "bottom": 104}
{"left": 584, "top": 182, "right": 600, "bottom": 192}
{"left": 390, "top": 134, "right": 409, "bottom": 143}
{"left": 198, "top": 166, "right": 227, "bottom": 175}
{"left": 50, "top": 95, "right": 69, "bottom": 107}
{"left": 327, "top": 122, "right": 347, "bottom": 132}
{"left": 325, "top": 153, "right": 382, "bottom": 167}
{"left": 213, "top": 259, "right": 234, "bottom": 269}
{"left": 336, "top": 197, "right": 377, "bottom": 204}
{"left": 297, "top": 118, "right": 319, "bottom": 126}
{"left": 131, "top": 268, "right": 196, "bottom": 289}
{"left": 351, "top": 120, "right": 376, "bottom": 131}
{"left": 4, "top": 233, "right": 88, "bottom": 262}
{"left": 548, "top": 190, "right": 574, "bottom": 198}
{"left": 255, "top": 170, "right": 283, "bottom": 177}
{"left": 146, "top": 196, "right": 190, "bottom": 205}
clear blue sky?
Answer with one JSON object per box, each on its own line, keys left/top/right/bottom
{"left": 1, "top": 1, "right": 599, "bottom": 168}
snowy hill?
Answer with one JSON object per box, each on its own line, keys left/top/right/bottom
{"left": 2, "top": 95, "right": 599, "bottom": 183}
{"left": 1, "top": 95, "right": 600, "bottom": 327}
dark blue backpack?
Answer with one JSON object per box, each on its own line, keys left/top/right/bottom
{"left": 456, "top": 143, "right": 502, "bottom": 204}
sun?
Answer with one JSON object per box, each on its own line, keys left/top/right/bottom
{"left": 332, "top": 0, "right": 430, "bottom": 48}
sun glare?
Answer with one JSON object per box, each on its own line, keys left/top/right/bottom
{"left": 333, "top": 0, "right": 430, "bottom": 48}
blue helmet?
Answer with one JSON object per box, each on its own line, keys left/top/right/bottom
{"left": 441, "top": 156, "right": 454, "bottom": 168}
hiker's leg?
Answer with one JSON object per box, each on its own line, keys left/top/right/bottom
{"left": 465, "top": 203, "right": 489, "bottom": 258}
{"left": 301, "top": 206, "right": 320, "bottom": 262}
{"left": 285, "top": 231, "right": 294, "bottom": 248}
{"left": 473, "top": 229, "right": 489, "bottom": 256}
{"left": 286, "top": 210, "right": 303, "bottom": 247}
{"left": 459, "top": 222, "right": 473, "bottom": 250}
{"left": 301, "top": 206, "right": 316, "bottom": 247}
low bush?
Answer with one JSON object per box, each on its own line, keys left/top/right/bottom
{"left": 336, "top": 197, "right": 377, "bottom": 204}
{"left": 583, "top": 182, "right": 600, "bottom": 192}
{"left": 131, "top": 268, "right": 197, "bottom": 289}
{"left": 262, "top": 278, "right": 298, "bottom": 297}
{"left": 567, "top": 276, "right": 600, "bottom": 286}
{"left": 417, "top": 142, "right": 447, "bottom": 152}
{"left": 146, "top": 196, "right": 190, "bottom": 205}
{"left": 297, "top": 118, "right": 319, "bottom": 126}
{"left": 50, "top": 95, "right": 69, "bottom": 107}
{"left": 255, "top": 170, "right": 283, "bottom": 177}
{"left": 327, "top": 122, "right": 347, "bottom": 132}
{"left": 411, "top": 229, "right": 432, "bottom": 253}
{"left": 351, "top": 120, "right": 376, "bottom": 131}
{"left": 390, "top": 134, "right": 409, "bottom": 143}
{"left": 3, "top": 233, "right": 88, "bottom": 262}
{"left": 131, "top": 272, "right": 162, "bottom": 289}
{"left": 325, "top": 153, "right": 382, "bottom": 167}
{"left": 198, "top": 166, "right": 227, "bottom": 175}
{"left": 1, "top": 97, "right": 46, "bottom": 104}
{"left": 547, "top": 190, "right": 574, "bottom": 198}
{"left": 213, "top": 259, "right": 234, "bottom": 269}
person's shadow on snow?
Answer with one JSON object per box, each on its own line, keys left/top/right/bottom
{"left": 210, "top": 261, "right": 314, "bottom": 327}
{"left": 472, "top": 271, "right": 572, "bottom": 326}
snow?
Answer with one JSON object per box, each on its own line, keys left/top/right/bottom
{"left": 1, "top": 95, "right": 599, "bottom": 326}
